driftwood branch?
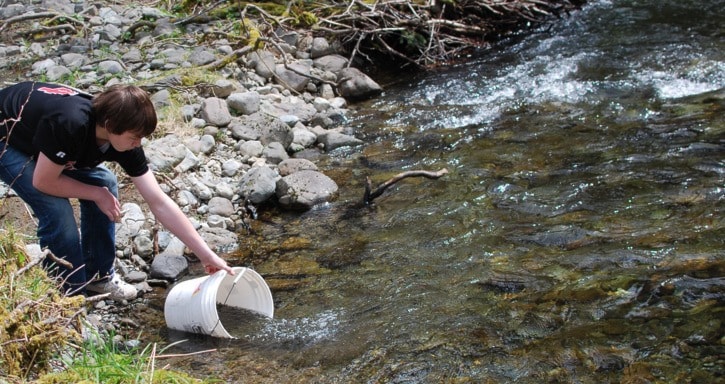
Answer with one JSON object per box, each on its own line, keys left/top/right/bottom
{"left": 364, "top": 168, "right": 449, "bottom": 204}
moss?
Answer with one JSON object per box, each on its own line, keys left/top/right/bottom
{"left": 0, "top": 230, "right": 85, "bottom": 379}
{"left": 292, "top": 11, "right": 319, "bottom": 27}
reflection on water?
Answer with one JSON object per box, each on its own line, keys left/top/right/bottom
{"left": 152, "top": 0, "right": 724, "bottom": 382}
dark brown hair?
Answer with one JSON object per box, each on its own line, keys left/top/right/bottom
{"left": 92, "top": 84, "right": 157, "bottom": 136}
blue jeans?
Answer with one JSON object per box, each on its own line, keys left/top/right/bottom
{"left": 0, "top": 142, "right": 117, "bottom": 295}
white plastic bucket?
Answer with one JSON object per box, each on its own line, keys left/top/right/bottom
{"left": 164, "top": 267, "right": 274, "bottom": 338}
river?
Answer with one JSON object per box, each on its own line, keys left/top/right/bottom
{"left": 149, "top": 0, "right": 724, "bottom": 382}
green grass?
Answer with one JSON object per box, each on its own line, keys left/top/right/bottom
{"left": 0, "top": 227, "right": 212, "bottom": 383}
{"left": 37, "top": 336, "right": 205, "bottom": 384}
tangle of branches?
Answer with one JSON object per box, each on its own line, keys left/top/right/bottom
{"left": 312, "top": 0, "right": 587, "bottom": 68}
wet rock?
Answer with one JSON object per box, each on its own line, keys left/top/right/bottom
{"left": 337, "top": 67, "right": 383, "bottom": 100}
{"left": 515, "top": 225, "right": 598, "bottom": 249}
{"left": 239, "top": 165, "right": 280, "bottom": 204}
{"left": 198, "top": 226, "right": 238, "bottom": 253}
{"left": 317, "top": 129, "right": 364, "bottom": 151}
{"left": 475, "top": 271, "right": 554, "bottom": 293}
{"left": 276, "top": 170, "right": 339, "bottom": 210}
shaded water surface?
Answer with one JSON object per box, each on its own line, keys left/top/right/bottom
{"left": 149, "top": 0, "right": 724, "bottom": 382}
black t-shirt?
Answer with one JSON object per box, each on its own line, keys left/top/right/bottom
{"left": 0, "top": 81, "right": 148, "bottom": 177}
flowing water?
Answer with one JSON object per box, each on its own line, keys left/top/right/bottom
{"left": 149, "top": 0, "right": 724, "bottom": 382}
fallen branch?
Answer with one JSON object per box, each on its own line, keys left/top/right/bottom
{"left": 0, "top": 11, "right": 57, "bottom": 32}
{"left": 364, "top": 168, "right": 449, "bottom": 204}
{"left": 201, "top": 45, "right": 254, "bottom": 71}
{"left": 45, "top": 248, "right": 74, "bottom": 270}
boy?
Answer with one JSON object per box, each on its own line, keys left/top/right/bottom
{"left": 0, "top": 81, "right": 233, "bottom": 300}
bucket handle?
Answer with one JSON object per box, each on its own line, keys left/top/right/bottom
{"left": 211, "top": 268, "right": 247, "bottom": 338}
{"left": 218, "top": 267, "right": 247, "bottom": 306}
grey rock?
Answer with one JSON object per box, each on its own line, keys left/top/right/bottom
{"left": 291, "top": 125, "right": 317, "bottom": 148}
{"left": 317, "top": 130, "right": 364, "bottom": 151}
{"left": 198, "top": 226, "right": 238, "bottom": 254}
{"left": 310, "top": 37, "right": 334, "bottom": 59}
{"left": 262, "top": 141, "right": 289, "bottom": 164}
{"left": 1, "top": 4, "right": 26, "bottom": 19}
{"left": 276, "top": 170, "right": 339, "bottom": 210}
{"left": 313, "top": 54, "right": 348, "bottom": 74}
{"left": 239, "top": 165, "right": 279, "bottom": 204}
{"left": 186, "top": 174, "right": 214, "bottom": 201}
{"left": 229, "top": 123, "right": 261, "bottom": 141}
{"left": 189, "top": 47, "right": 216, "bottom": 66}
{"left": 46, "top": 65, "right": 71, "bottom": 81}
{"left": 232, "top": 112, "right": 293, "bottom": 148}
{"left": 97, "top": 60, "right": 124, "bottom": 75}
{"left": 176, "top": 190, "right": 199, "bottom": 207}
{"left": 248, "top": 50, "right": 276, "bottom": 79}
{"left": 237, "top": 140, "right": 264, "bottom": 161}
{"left": 150, "top": 89, "right": 171, "bottom": 108}
{"left": 149, "top": 254, "right": 189, "bottom": 280}
{"left": 222, "top": 159, "right": 243, "bottom": 177}
{"left": 207, "top": 196, "right": 235, "bottom": 217}
{"left": 174, "top": 149, "right": 200, "bottom": 173}
{"left": 278, "top": 158, "right": 318, "bottom": 176}
{"left": 200, "top": 97, "right": 232, "bottom": 127}
{"left": 227, "top": 91, "right": 260, "bottom": 115}
{"left": 145, "top": 135, "right": 188, "bottom": 171}
{"left": 198, "top": 79, "right": 235, "bottom": 98}
{"left": 31, "top": 58, "right": 57, "bottom": 74}
{"left": 186, "top": 134, "right": 215, "bottom": 155}
{"left": 122, "top": 48, "right": 143, "bottom": 63}
{"left": 275, "top": 62, "right": 310, "bottom": 92}
{"left": 338, "top": 67, "right": 383, "bottom": 100}
{"left": 133, "top": 232, "right": 154, "bottom": 258}
{"left": 259, "top": 95, "right": 318, "bottom": 123}
{"left": 60, "top": 53, "right": 87, "bottom": 69}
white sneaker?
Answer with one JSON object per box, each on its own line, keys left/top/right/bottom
{"left": 86, "top": 274, "right": 137, "bottom": 301}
